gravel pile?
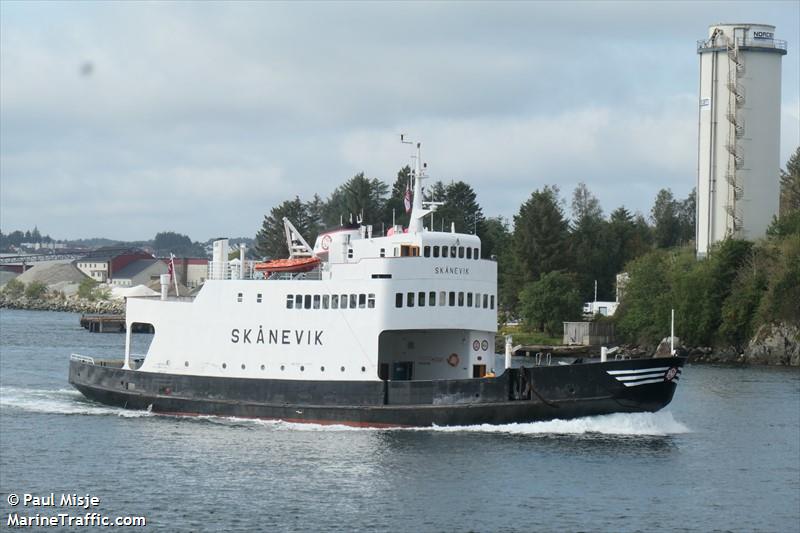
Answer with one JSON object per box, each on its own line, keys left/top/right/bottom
{"left": 15, "top": 261, "right": 87, "bottom": 286}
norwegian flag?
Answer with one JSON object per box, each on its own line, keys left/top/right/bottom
{"left": 404, "top": 178, "right": 412, "bottom": 213}
{"left": 168, "top": 254, "right": 175, "bottom": 283}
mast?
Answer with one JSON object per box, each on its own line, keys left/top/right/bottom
{"left": 401, "top": 134, "right": 436, "bottom": 234}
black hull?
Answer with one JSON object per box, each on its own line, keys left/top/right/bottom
{"left": 69, "top": 357, "right": 685, "bottom": 427}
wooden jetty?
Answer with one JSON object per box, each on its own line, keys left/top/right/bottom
{"left": 80, "top": 314, "right": 153, "bottom": 333}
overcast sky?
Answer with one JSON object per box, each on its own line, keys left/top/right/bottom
{"left": 1, "top": 1, "right": 798, "bottom": 241}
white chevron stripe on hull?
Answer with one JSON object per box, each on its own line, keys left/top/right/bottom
{"left": 606, "top": 367, "right": 682, "bottom": 387}
{"left": 607, "top": 367, "right": 670, "bottom": 375}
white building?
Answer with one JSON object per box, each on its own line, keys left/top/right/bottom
{"left": 696, "top": 23, "right": 787, "bottom": 257}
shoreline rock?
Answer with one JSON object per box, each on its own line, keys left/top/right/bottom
{"left": 0, "top": 294, "right": 124, "bottom": 315}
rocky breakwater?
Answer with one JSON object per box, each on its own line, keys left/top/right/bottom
{"left": 617, "top": 324, "right": 799, "bottom": 367}
{"left": 746, "top": 323, "right": 800, "bottom": 366}
{"left": 0, "top": 293, "right": 124, "bottom": 315}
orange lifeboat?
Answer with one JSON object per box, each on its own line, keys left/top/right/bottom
{"left": 254, "top": 256, "right": 320, "bottom": 274}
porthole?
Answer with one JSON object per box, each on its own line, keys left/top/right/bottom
{"left": 260, "top": 364, "right": 265, "bottom": 370}
{"left": 340, "top": 366, "right": 345, "bottom": 372}
{"left": 300, "top": 366, "right": 305, "bottom": 371}
{"left": 165, "top": 360, "right": 170, "bottom": 366}
{"left": 281, "top": 365, "right": 285, "bottom": 371}
{"left": 184, "top": 361, "right": 189, "bottom": 367}
{"left": 222, "top": 363, "right": 227, "bottom": 369}
{"left": 320, "top": 366, "right": 325, "bottom": 372}
{"left": 241, "top": 364, "right": 246, "bottom": 370}
{"left": 361, "top": 366, "right": 366, "bottom": 372}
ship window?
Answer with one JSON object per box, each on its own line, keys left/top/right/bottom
{"left": 439, "top": 291, "right": 446, "bottom": 306}
{"left": 448, "top": 291, "right": 455, "bottom": 306}
{"left": 237, "top": 292, "right": 243, "bottom": 303}
{"left": 429, "top": 291, "right": 436, "bottom": 305}
{"left": 295, "top": 294, "right": 302, "bottom": 308}
{"left": 300, "top": 366, "right": 304, "bottom": 371}
{"left": 407, "top": 292, "right": 415, "bottom": 307}
{"left": 418, "top": 291, "right": 426, "bottom": 307}
{"left": 332, "top": 295, "right": 339, "bottom": 309}
{"left": 433, "top": 246, "right": 440, "bottom": 258}
{"left": 261, "top": 364, "right": 265, "bottom": 370}
{"left": 286, "top": 295, "right": 294, "bottom": 309}
{"left": 222, "top": 363, "right": 227, "bottom": 369}
{"left": 321, "top": 366, "right": 325, "bottom": 372}
{"left": 361, "top": 366, "right": 366, "bottom": 372}
{"left": 474, "top": 248, "right": 479, "bottom": 259}
{"left": 349, "top": 294, "right": 357, "bottom": 308}
{"left": 395, "top": 293, "right": 403, "bottom": 308}
{"left": 368, "top": 294, "right": 375, "bottom": 308}
{"left": 490, "top": 295, "right": 495, "bottom": 309}
{"left": 424, "top": 246, "right": 431, "bottom": 257}
{"left": 347, "top": 248, "right": 353, "bottom": 259}
{"left": 458, "top": 292, "right": 464, "bottom": 307}
{"left": 450, "top": 246, "right": 457, "bottom": 257}
{"left": 458, "top": 246, "right": 464, "bottom": 258}
{"left": 241, "top": 364, "right": 246, "bottom": 370}
{"left": 322, "top": 295, "right": 329, "bottom": 309}
{"left": 313, "top": 295, "right": 321, "bottom": 309}
{"left": 340, "top": 294, "right": 349, "bottom": 309}
{"left": 358, "top": 294, "right": 366, "bottom": 309}
{"left": 380, "top": 248, "right": 385, "bottom": 257}
{"left": 467, "top": 293, "right": 473, "bottom": 307}
{"left": 340, "top": 366, "right": 345, "bottom": 372}
{"left": 475, "top": 293, "right": 480, "bottom": 307}
{"left": 257, "top": 293, "right": 262, "bottom": 303}
{"left": 466, "top": 247, "right": 472, "bottom": 259}
{"left": 304, "top": 295, "right": 312, "bottom": 309}
{"left": 442, "top": 246, "right": 448, "bottom": 258}
{"left": 483, "top": 294, "right": 488, "bottom": 308}
{"left": 281, "top": 365, "right": 285, "bottom": 371}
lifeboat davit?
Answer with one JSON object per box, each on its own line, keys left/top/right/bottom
{"left": 254, "top": 257, "right": 320, "bottom": 274}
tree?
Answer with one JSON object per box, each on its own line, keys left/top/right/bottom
{"left": 78, "top": 278, "right": 99, "bottom": 300}
{"left": 719, "top": 248, "right": 768, "bottom": 352}
{"left": 24, "top": 280, "right": 47, "bottom": 300}
{"left": 779, "top": 146, "right": 800, "bottom": 216}
{"left": 2, "top": 279, "right": 25, "bottom": 298}
{"left": 677, "top": 189, "right": 696, "bottom": 246}
{"left": 518, "top": 271, "right": 583, "bottom": 336}
{"left": 323, "top": 173, "right": 389, "bottom": 227}
{"left": 255, "top": 197, "right": 312, "bottom": 259}
{"left": 651, "top": 188, "right": 680, "bottom": 248}
{"left": 153, "top": 232, "right": 202, "bottom": 257}
{"left": 512, "top": 185, "right": 571, "bottom": 283}
{"left": 569, "top": 183, "right": 609, "bottom": 300}
{"left": 431, "top": 181, "right": 484, "bottom": 235}
{"left": 615, "top": 249, "right": 672, "bottom": 344}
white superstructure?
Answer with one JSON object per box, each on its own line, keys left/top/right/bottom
{"left": 696, "top": 23, "right": 787, "bottom": 257}
{"left": 122, "top": 141, "right": 498, "bottom": 382}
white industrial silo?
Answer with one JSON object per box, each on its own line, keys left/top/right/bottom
{"left": 696, "top": 23, "right": 787, "bottom": 257}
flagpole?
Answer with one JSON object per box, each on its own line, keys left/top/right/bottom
{"left": 170, "top": 253, "right": 179, "bottom": 297}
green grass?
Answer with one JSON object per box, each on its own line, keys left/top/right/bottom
{"left": 498, "top": 325, "right": 562, "bottom": 346}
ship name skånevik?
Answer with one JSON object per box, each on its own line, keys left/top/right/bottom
{"left": 434, "top": 266, "right": 470, "bottom": 275}
{"left": 231, "top": 327, "right": 323, "bottom": 345}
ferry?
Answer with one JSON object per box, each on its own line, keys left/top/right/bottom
{"left": 69, "top": 139, "right": 685, "bottom": 427}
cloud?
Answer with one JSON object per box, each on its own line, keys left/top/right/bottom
{"left": 0, "top": 1, "right": 797, "bottom": 240}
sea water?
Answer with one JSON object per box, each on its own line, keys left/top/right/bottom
{"left": 1, "top": 309, "right": 798, "bottom": 532}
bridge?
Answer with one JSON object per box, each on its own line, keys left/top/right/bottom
{"left": 0, "top": 252, "right": 87, "bottom": 265}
